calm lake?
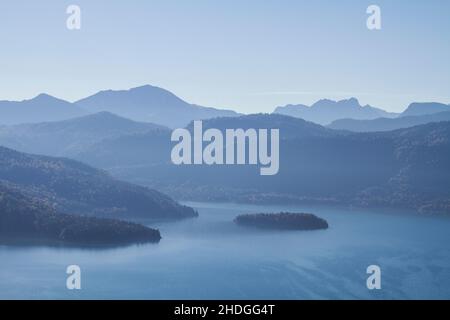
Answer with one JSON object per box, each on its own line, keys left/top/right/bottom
{"left": 1, "top": 202, "right": 450, "bottom": 299}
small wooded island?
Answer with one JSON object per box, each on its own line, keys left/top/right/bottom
{"left": 234, "top": 212, "right": 329, "bottom": 231}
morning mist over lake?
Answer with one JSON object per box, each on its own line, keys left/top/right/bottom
{"left": 0, "top": 1, "right": 449, "bottom": 310}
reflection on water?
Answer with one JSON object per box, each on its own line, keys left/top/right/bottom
{"left": 0, "top": 202, "right": 449, "bottom": 299}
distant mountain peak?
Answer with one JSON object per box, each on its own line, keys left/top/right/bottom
{"left": 130, "top": 84, "right": 163, "bottom": 91}
{"left": 75, "top": 84, "right": 239, "bottom": 128}
{"left": 0, "top": 93, "right": 87, "bottom": 125}
{"left": 401, "top": 102, "right": 450, "bottom": 117}
{"left": 274, "top": 97, "right": 395, "bottom": 125}
{"left": 345, "top": 97, "right": 360, "bottom": 105}
{"left": 313, "top": 98, "right": 334, "bottom": 105}
{"left": 334, "top": 97, "right": 359, "bottom": 104}
{"left": 34, "top": 93, "right": 53, "bottom": 99}
{"left": 30, "top": 93, "right": 66, "bottom": 103}
{"left": 311, "top": 97, "right": 361, "bottom": 109}
{"left": 96, "top": 84, "right": 173, "bottom": 95}
{"left": 129, "top": 84, "right": 182, "bottom": 98}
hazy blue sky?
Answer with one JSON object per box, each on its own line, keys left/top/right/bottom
{"left": 0, "top": 0, "right": 449, "bottom": 113}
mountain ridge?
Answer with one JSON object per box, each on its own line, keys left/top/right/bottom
{"left": 328, "top": 111, "right": 450, "bottom": 132}
{"left": 75, "top": 84, "right": 241, "bottom": 128}
{"left": 400, "top": 102, "right": 450, "bottom": 117}
{"left": 87, "top": 114, "right": 450, "bottom": 215}
{"left": 0, "top": 146, "right": 197, "bottom": 220}
{"left": 274, "top": 97, "right": 398, "bottom": 125}
{"left": 0, "top": 181, "right": 162, "bottom": 245}
{"left": 3, "top": 86, "right": 449, "bottom": 129}
{"left": 0, "top": 111, "right": 169, "bottom": 157}
{"left": 0, "top": 93, "right": 87, "bottom": 125}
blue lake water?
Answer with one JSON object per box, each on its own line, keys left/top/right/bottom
{"left": 1, "top": 202, "right": 450, "bottom": 300}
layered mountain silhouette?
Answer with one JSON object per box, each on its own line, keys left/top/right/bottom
{"left": 3, "top": 87, "right": 448, "bottom": 131}
{"left": 0, "top": 146, "right": 197, "bottom": 219}
{"left": 1, "top": 86, "right": 450, "bottom": 215}
{"left": 75, "top": 114, "right": 338, "bottom": 170}
{"left": 0, "top": 111, "right": 167, "bottom": 157}
{"left": 0, "top": 113, "right": 337, "bottom": 168}
{"left": 273, "top": 98, "right": 397, "bottom": 125}
{"left": 59, "top": 114, "right": 448, "bottom": 215}
{"left": 75, "top": 85, "right": 240, "bottom": 128}
{"left": 0, "top": 85, "right": 239, "bottom": 128}
{"left": 329, "top": 111, "right": 450, "bottom": 132}
{"left": 0, "top": 94, "right": 87, "bottom": 125}
{"left": 400, "top": 102, "right": 450, "bottom": 117}
{"left": 188, "top": 113, "right": 339, "bottom": 139}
